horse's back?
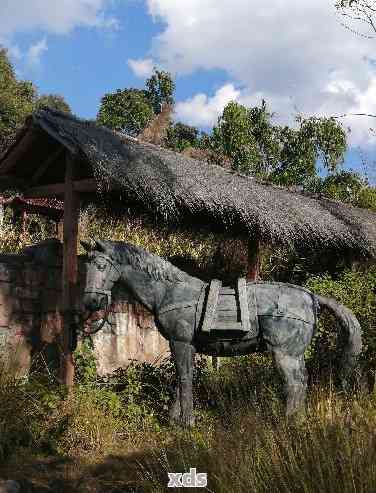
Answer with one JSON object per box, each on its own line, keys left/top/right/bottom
{"left": 251, "top": 281, "right": 316, "bottom": 325}
{"left": 251, "top": 281, "right": 316, "bottom": 354}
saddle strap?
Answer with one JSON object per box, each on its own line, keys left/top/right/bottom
{"left": 159, "top": 299, "right": 198, "bottom": 315}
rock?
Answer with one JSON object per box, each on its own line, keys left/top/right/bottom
{"left": 0, "top": 480, "right": 20, "bottom": 493}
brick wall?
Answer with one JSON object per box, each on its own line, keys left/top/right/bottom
{"left": 0, "top": 242, "right": 169, "bottom": 376}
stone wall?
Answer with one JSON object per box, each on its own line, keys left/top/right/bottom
{"left": 0, "top": 241, "right": 169, "bottom": 376}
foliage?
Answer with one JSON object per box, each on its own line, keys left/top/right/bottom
{"left": 211, "top": 100, "right": 348, "bottom": 185}
{"left": 0, "top": 48, "right": 37, "bottom": 154}
{"left": 165, "top": 121, "right": 200, "bottom": 152}
{"left": 74, "top": 337, "right": 98, "bottom": 385}
{"left": 97, "top": 359, "right": 175, "bottom": 425}
{"left": 211, "top": 100, "right": 261, "bottom": 173}
{"left": 97, "top": 68, "right": 175, "bottom": 136}
{"left": 305, "top": 265, "right": 376, "bottom": 377}
{"left": 35, "top": 94, "right": 71, "bottom": 114}
{"left": 321, "top": 169, "right": 367, "bottom": 202}
{"left": 0, "top": 47, "right": 73, "bottom": 157}
{"left": 145, "top": 69, "right": 175, "bottom": 114}
{"left": 97, "top": 88, "right": 154, "bottom": 136}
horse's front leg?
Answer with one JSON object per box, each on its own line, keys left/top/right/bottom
{"left": 169, "top": 338, "right": 196, "bottom": 428}
{"left": 169, "top": 381, "right": 180, "bottom": 424}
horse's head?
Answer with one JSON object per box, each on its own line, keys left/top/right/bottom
{"left": 81, "top": 239, "right": 121, "bottom": 313}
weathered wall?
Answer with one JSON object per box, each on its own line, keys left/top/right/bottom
{"left": 0, "top": 242, "right": 169, "bottom": 376}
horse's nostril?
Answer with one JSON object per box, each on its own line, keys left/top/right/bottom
{"left": 83, "top": 294, "right": 98, "bottom": 311}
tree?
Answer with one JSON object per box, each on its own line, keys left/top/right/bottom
{"left": 335, "top": 0, "right": 376, "bottom": 37}
{"left": 0, "top": 48, "right": 37, "bottom": 154}
{"left": 166, "top": 122, "right": 200, "bottom": 152}
{"left": 97, "top": 69, "right": 175, "bottom": 136}
{"left": 210, "top": 100, "right": 347, "bottom": 185}
{"left": 146, "top": 69, "right": 175, "bottom": 114}
{"left": 272, "top": 116, "right": 347, "bottom": 185}
{"left": 35, "top": 94, "right": 71, "bottom": 114}
{"left": 97, "top": 88, "right": 154, "bottom": 136}
{"left": 211, "top": 101, "right": 261, "bottom": 173}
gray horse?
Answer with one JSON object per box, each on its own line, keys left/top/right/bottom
{"left": 81, "top": 239, "right": 362, "bottom": 427}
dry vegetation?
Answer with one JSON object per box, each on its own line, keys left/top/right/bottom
{"left": 0, "top": 206, "right": 375, "bottom": 492}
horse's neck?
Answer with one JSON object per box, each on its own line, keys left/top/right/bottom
{"left": 118, "top": 265, "right": 167, "bottom": 312}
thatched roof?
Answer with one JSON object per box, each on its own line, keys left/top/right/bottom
{"left": 0, "top": 108, "right": 375, "bottom": 258}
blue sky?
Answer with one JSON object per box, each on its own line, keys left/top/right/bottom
{"left": 1, "top": 0, "right": 376, "bottom": 183}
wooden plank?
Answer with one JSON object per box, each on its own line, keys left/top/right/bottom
{"left": 0, "top": 128, "right": 38, "bottom": 174}
{"left": 237, "top": 278, "right": 250, "bottom": 331}
{"left": 60, "top": 151, "right": 80, "bottom": 388}
{"left": 220, "top": 287, "right": 234, "bottom": 295}
{"left": 31, "top": 147, "right": 65, "bottom": 184}
{"left": 201, "top": 279, "right": 221, "bottom": 333}
{"left": 217, "top": 296, "right": 237, "bottom": 306}
{"left": 213, "top": 321, "right": 244, "bottom": 331}
{"left": 24, "top": 178, "right": 98, "bottom": 198}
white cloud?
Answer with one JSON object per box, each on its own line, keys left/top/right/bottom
{"left": 128, "top": 58, "right": 154, "bottom": 78}
{"left": 26, "top": 38, "right": 48, "bottom": 68}
{"left": 146, "top": 0, "right": 376, "bottom": 146}
{"left": 175, "top": 84, "right": 240, "bottom": 127}
{"left": 0, "top": 0, "right": 118, "bottom": 37}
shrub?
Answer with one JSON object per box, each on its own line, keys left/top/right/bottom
{"left": 304, "top": 265, "right": 376, "bottom": 381}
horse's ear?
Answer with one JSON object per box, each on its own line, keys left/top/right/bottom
{"left": 80, "top": 240, "right": 93, "bottom": 252}
{"left": 95, "top": 239, "right": 107, "bottom": 253}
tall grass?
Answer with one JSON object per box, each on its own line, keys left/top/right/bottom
{"left": 1, "top": 351, "right": 376, "bottom": 492}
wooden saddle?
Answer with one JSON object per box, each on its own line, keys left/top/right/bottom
{"left": 200, "top": 278, "right": 259, "bottom": 338}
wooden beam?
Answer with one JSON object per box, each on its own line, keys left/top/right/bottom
{"left": 247, "top": 237, "right": 261, "bottom": 281}
{"left": 0, "top": 128, "right": 38, "bottom": 174}
{"left": 60, "top": 151, "right": 80, "bottom": 388}
{"left": 31, "top": 147, "right": 65, "bottom": 185}
{"left": 24, "top": 178, "right": 98, "bottom": 198}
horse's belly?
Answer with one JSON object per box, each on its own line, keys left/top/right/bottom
{"left": 196, "top": 334, "right": 259, "bottom": 356}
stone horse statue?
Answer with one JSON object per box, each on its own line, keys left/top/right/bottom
{"left": 81, "top": 239, "right": 362, "bottom": 427}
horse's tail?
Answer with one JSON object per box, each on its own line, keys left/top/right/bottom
{"left": 315, "top": 294, "right": 362, "bottom": 390}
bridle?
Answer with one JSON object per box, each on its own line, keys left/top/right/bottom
{"left": 80, "top": 252, "right": 122, "bottom": 336}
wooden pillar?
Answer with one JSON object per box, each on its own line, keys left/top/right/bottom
{"left": 247, "top": 237, "right": 261, "bottom": 281}
{"left": 0, "top": 203, "right": 3, "bottom": 233}
{"left": 56, "top": 219, "right": 63, "bottom": 241}
{"left": 60, "top": 151, "right": 80, "bottom": 388}
{"left": 21, "top": 210, "right": 27, "bottom": 234}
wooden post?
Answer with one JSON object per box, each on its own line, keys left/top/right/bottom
{"left": 247, "top": 237, "right": 261, "bottom": 281}
{"left": 21, "top": 210, "right": 27, "bottom": 234}
{"left": 60, "top": 151, "right": 80, "bottom": 388}
{"left": 56, "top": 219, "right": 63, "bottom": 241}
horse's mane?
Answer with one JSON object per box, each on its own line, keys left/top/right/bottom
{"left": 102, "top": 240, "right": 191, "bottom": 283}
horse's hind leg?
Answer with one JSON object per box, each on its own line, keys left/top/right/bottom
{"left": 169, "top": 339, "right": 196, "bottom": 427}
{"left": 272, "top": 349, "right": 307, "bottom": 416}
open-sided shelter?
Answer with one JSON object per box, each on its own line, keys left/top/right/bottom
{"left": 0, "top": 108, "right": 375, "bottom": 386}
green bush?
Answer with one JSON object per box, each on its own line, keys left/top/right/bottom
{"left": 305, "top": 265, "right": 376, "bottom": 380}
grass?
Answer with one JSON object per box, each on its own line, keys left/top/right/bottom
{"left": 0, "top": 353, "right": 376, "bottom": 492}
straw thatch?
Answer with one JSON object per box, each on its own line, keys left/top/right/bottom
{"left": 1, "top": 108, "right": 376, "bottom": 258}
